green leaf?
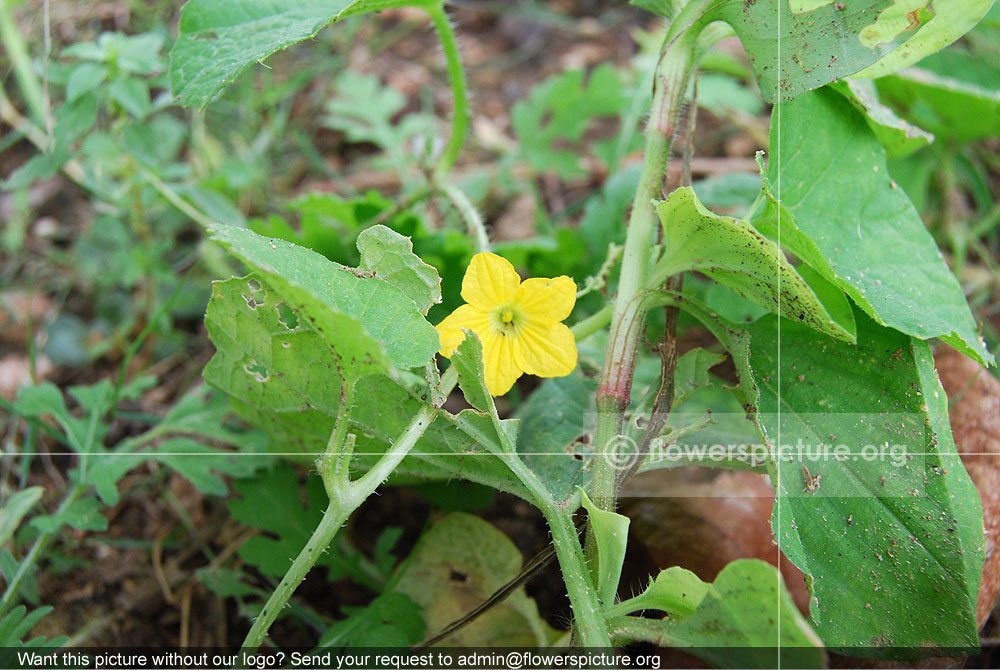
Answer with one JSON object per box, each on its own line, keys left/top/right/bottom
{"left": 828, "top": 79, "right": 933, "bottom": 157}
{"left": 227, "top": 462, "right": 344, "bottom": 576}
{"left": 513, "top": 372, "right": 595, "bottom": 502}
{"left": 392, "top": 513, "right": 558, "bottom": 646}
{"left": 114, "top": 32, "right": 166, "bottom": 74}
{"left": 578, "top": 164, "right": 641, "bottom": 273}
{"left": 747, "top": 310, "right": 983, "bottom": 652}
{"left": 85, "top": 453, "right": 145, "bottom": 506}
{"left": 152, "top": 439, "right": 270, "bottom": 497}
{"left": 323, "top": 70, "right": 435, "bottom": 155}
{"left": 450, "top": 333, "right": 494, "bottom": 414}
{"left": 356, "top": 225, "right": 441, "bottom": 316}
{"left": 579, "top": 488, "right": 630, "bottom": 608}
{"left": 616, "top": 560, "right": 824, "bottom": 668}
{"left": 768, "top": 87, "right": 992, "bottom": 365}
{"left": 511, "top": 65, "right": 627, "bottom": 177}
{"left": 14, "top": 382, "right": 97, "bottom": 454}
{"left": 31, "top": 497, "right": 108, "bottom": 533}
{"left": 698, "top": 73, "right": 765, "bottom": 118}
{"left": 203, "top": 274, "right": 348, "bottom": 452}
{"left": 169, "top": 0, "right": 434, "bottom": 108}
{"left": 65, "top": 63, "right": 107, "bottom": 101}
{"left": 0, "top": 488, "right": 43, "bottom": 548}
{"left": 0, "top": 606, "right": 66, "bottom": 647}
{"left": 197, "top": 566, "right": 265, "bottom": 599}
{"left": 208, "top": 225, "right": 439, "bottom": 374}
{"left": 673, "top": 348, "right": 726, "bottom": 406}
{"left": 614, "top": 566, "right": 709, "bottom": 618}
{"left": 692, "top": 173, "right": 763, "bottom": 212}
{"left": 853, "top": 0, "right": 997, "bottom": 78}
{"left": 874, "top": 67, "right": 1000, "bottom": 143}
{"left": 706, "top": 0, "right": 931, "bottom": 102}
{"left": 630, "top": 0, "right": 678, "bottom": 18}
{"left": 655, "top": 187, "right": 856, "bottom": 342}
{"left": 348, "top": 378, "right": 528, "bottom": 499}
{"left": 108, "top": 77, "right": 151, "bottom": 118}
{"left": 68, "top": 379, "right": 115, "bottom": 416}
{"left": 203, "top": 275, "right": 525, "bottom": 495}
{"left": 158, "top": 386, "right": 267, "bottom": 448}
{"left": 53, "top": 92, "right": 97, "bottom": 149}
{"left": 2, "top": 152, "right": 69, "bottom": 191}
{"left": 320, "top": 593, "right": 425, "bottom": 648}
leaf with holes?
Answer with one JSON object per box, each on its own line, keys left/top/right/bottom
{"left": 208, "top": 225, "right": 439, "bottom": 374}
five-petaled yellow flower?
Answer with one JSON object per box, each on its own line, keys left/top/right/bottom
{"left": 436, "top": 252, "right": 578, "bottom": 396}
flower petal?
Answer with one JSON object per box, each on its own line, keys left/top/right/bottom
{"left": 514, "top": 276, "right": 577, "bottom": 324}
{"left": 481, "top": 330, "right": 522, "bottom": 395}
{"left": 435, "top": 304, "right": 490, "bottom": 357}
{"left": 462, "top": 252, "right": 521, "bottom": 310}
{"left": 514, "top": 321, "right": 577, "bottom": 378}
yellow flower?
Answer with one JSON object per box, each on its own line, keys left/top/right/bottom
{"left": 436, "top": 252, "right": 578, "bottom": 396}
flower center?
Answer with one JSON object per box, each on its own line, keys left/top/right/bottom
{"left": 493, "top": 304, "right": 522, "bottom": 337}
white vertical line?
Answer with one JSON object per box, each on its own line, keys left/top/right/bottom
{"left": 775, "top": 1, "right": 783, "bottom": 667}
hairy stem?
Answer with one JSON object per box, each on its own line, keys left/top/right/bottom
{"left": 241, "top": 404, "right": 436, "bottom": 651}
{"left": 589, "top": 15, "right": 704, "bottom": 514}
{"left": 607, "top": 615, "right": 679, "bottom": 647}
{"left": 439, "top": 181, "right": 490, "bottom": 252}
{"left": 427, "top": 3, "right": 469, "bottom": 181}
{"left": 504, "top": 457, "right": 610, "bottom": 647}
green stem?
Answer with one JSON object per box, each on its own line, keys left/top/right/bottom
{"left": 427, "top": 3, "right": 469, "bottom": 181}
{"left": 607, "top": 616, "right": 679, "bottom": 647}
{"left": 0, "top": 0, "right": 46, "bottom": 126}
{"left": 241, "top": 404, "right": 436, "bottom": 651}
{"left": 318, "top": 390, "right": 355, "bottom": 496}
{"left": 590, "top": 19, "right": 703, "bottom": 513}
{"left": 476, "top": 377, "right": 609, "bottom": 646}
{"left": 439, "top": 181, "right": 490, "bottom": 252}
{"left": 241, "top": 496, "right": 354, "bottom": 652}
{"left": 0, "top": 483, "right": 87, "bottom": 618}
{"left": 503, "top": 457, "right": 610, "bottom": 647}
{"left": 138, "top": 167, "right": 217, "bottom": 230}
{"left": 570, "top": 303, "right": 613, "bottom": 342}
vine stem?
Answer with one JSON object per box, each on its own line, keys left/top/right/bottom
{"left": 427, "top": 3, "right": 469, "bottom": 182}
{"left": 475, "top": 369, "right": 609, "bottom": 647}
{"left": 607, "top": 616, "right": 679, "bottom": 647}
{"left": 590, "top": 30, "right": 698, "bottom": 512}
{"left": 439, "top": 180, "right": 490, "bottom": 252}
{"left": 241, "top": 403, "right": 437, "bottom": 651}
{"left": 501, "top": 457, "right": 611, "bottom": 648}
